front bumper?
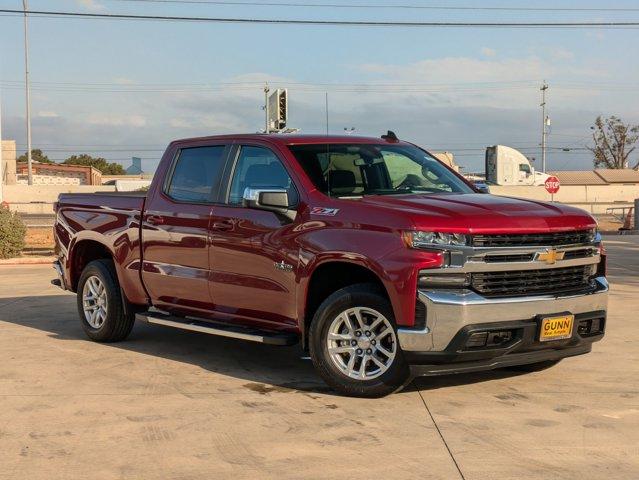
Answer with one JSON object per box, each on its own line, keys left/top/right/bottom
{"left": 397, "top": 276, "right": 608, "bottom": 372}
{"left": 409, "top": 343, "right": 593, "bottom": 377}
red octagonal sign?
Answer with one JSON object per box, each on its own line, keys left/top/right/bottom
{"left": 544, "top": 175, "right": 560, "bottom": 194}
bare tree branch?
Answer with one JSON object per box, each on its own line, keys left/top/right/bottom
{"left": 589, "top": 116, "right": 639, "bottom": 169}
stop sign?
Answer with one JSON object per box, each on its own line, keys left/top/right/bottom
{"left": 544, "top": 176, "right": 560, "bottom": 194}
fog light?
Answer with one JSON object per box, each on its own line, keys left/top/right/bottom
{"left": 465, "top": 330, "right": 513, "bottom": 349}
{"left": 466, "top": 332, "right": 488, "bottom": 348}
{"left": 487, "top": 331, "right": 512, "bottom": 346}
{"left": 578, "top": 318, "right": 605, "bottom": 336}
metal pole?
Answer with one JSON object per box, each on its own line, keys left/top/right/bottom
{"left": 634, "top": 198, "right": 639, "bottom": 231}
{"left": 23, "top": 0, "right": 33, "bottom": 185}
{"left": 540, "top": 81, "right": 548, "bottom": 174}
{"left": 264, "top": 83, "right": 270, "bottom": 134}
{"left": 0, "top": 87, "right": 3, "bottom": 203}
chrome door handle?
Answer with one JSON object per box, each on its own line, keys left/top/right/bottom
{"left": 146, "top": 215, "right": 164, "bottom": 225}
{"left": 211, "top": 220, "right": 233, "bottom": 231}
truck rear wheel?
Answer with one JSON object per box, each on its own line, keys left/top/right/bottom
{"left": 76, "top": 259, "right": 135, "bottom": 342}
{"left": 309, "top": 284, "right": 410, "bottom": 398}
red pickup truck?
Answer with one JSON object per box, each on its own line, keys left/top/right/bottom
{"left": 53, "top": 133, "right": 608, "bottom": 397}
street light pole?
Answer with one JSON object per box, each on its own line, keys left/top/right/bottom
{"left": 540, "top": 81, "right": 548, "bottom": 173}
{"left": 23, "top": 0, "right": 33, "bottom": 185}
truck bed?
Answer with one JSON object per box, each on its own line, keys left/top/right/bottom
{"left": 55, "top": 192, "right": 147, "bottom": 303}
{"left": 57, "top": 191, "right": 147, "bottom": 208}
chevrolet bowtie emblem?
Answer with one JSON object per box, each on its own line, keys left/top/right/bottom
{"left": 536, "top": 249, "right": 565, "bottom": 265}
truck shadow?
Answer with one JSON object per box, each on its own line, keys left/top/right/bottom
{"left": 0, "top": 293, "right": 526, "bottom": 397}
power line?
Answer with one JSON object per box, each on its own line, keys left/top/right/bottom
{"left": 101, "top": 0, "right": 639, "bottom": 12}
{"left": 2, "top": 79, "right": 638, "bottom": 94}
{"left": 1, "top": 9, "right": 639, "bottom": 28}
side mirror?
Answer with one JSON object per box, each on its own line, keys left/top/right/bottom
{"left": 243, "top": 187, "right": 296, "bottom": 220}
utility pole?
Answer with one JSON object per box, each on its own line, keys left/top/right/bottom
{"left": 540, "top": 81, "right": 548, "bottom": 173}
{"left": 23, "top": 0, "right": 33, "bottom": 185}
{"left": 263, "top": 83, "right": 270, "bottom": 134}
{"left": 0, "top": 87, "right": 3, "bottom": 203}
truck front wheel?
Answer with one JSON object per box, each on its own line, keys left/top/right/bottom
{"left": 309, "top": 284, "right": 410, "bottom": 397}
{"left": 76, "top": 259, "right": 135, "bottom": 342}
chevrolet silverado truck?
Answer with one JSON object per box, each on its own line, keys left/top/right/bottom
{"left": 52, "top": 133, "right": 608, "bottom": 397}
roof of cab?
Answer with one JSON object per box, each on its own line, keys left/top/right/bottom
{"left": 170, "top": 133, "right": 407, "bottom": 147}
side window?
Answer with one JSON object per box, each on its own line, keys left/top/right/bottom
{"left": 166, "top": 146, "right": 226, "bottom": 202}
{"left": 229, "top": 146, "right": 298, "bottom": 206}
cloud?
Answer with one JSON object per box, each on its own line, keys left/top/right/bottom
{"left": 37, "top": 111, "right": 59, "bottom": 118}
{"left": 480, "top": 47, "right": 497, "bottom": 57}
{"left": 3, "top": 58, "right": 635, "bottom": 174}
{"left": 550, "top": 48, "right": 574, "bottom": 61}
{"left": 75, "top": 0, "right": 106, "bottom": 11}
{"left": 586, "top": 31, "right": 605, "bottom": 41}
{"left": 86, "top": 114, "right": 147, "bottom": 127}
{"left": 113, "top": 77, "right": 134, "bottom": 85}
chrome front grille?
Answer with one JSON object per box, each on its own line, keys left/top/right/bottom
{"left": 472, "top": 231, "right": 594, "bottom": 248}
{"left": 481, "top": 247, "right": 596, "bottom": 264}
{"left": 471, "top": 265, "right": 594, "bottom": 297}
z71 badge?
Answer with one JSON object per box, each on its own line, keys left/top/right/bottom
{"left": 311, "top": 207, "right": 339, "bottom": 216}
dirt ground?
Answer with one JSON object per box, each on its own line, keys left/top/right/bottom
{"left": 24, "top": 227, "right": 54, "bottom": 250}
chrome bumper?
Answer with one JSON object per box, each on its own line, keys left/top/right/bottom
{"left": 398, "top": 276, "right": 609, "bottom": 352}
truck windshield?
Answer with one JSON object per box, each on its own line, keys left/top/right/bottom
{"left": 288, "top": 143, "right": 473, "bottom": 197}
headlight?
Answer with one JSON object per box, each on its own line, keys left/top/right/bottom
{"left": 403, "top": 231, "right": 468, "bottom": 249}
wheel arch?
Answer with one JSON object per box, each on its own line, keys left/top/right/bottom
{"left": 300, "top": 258, "right": 393, "bottom": 349}
{"left": 69, "top": 239, "right": 114, "bottom": 292}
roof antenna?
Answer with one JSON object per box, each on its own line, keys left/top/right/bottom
{"left": 325, "top": 92, "right": 331, "bottom": 198}
{"left": 381, "top": 130, "right": 398, "bottom": 142}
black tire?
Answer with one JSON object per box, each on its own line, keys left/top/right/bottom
{"left": 76, "top": 259, "right": 135, "bottom": 342}
{"left": 309, "top": 283, "right": 410, "bottom": 398}
{"left": 505, "top": 359, "right": 562, "bottom": 373}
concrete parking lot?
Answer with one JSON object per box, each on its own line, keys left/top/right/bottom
{"left": 0, "top": 236, "right": 637, "bottom": 480}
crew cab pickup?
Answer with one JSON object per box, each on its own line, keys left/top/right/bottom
{"left": 53, "top": 134, "right": 608, "bottom": 397}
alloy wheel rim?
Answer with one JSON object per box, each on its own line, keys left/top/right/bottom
{"left": 326, "top": 307, "right": 397, "bottom": 380}
{"left": 82, "top": 275, "right": 107, "bottom": 329}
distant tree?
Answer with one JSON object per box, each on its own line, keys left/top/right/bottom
{"left": 588, "top": 116, "right": 639, "bottom": 169}
{"left": 63, "top": 154, "right": 126, "bottom": 175}
{"left": 17, "top": 149, "right": 54, "bottom": 164}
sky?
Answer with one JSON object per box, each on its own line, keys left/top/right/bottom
{"left": 1, "top": 0, "right": 638, "bottom": 174}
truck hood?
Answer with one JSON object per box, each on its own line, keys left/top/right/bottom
{"left": 356, "top": 193, "right": 596, "bottom": 233}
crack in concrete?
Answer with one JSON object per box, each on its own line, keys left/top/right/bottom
{"left": 417, "top": 387, "right": 466, "bottom": 480}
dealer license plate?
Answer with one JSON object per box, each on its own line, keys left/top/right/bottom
{"left": 539, "top": 314, "right": 574, "bottom": 342}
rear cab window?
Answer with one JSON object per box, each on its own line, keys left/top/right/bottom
{"left": 165, "top": 146, "right": 227, "bottom": 203}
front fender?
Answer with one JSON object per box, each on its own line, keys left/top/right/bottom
{"left": 296, "top": 227, "right": 443, "bottom": 329}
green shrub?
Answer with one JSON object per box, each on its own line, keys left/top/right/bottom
{"left": 0, "top": 207, "right": 27, "bottom": 259}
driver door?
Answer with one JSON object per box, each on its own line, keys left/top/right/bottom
{"left": 208, "top": 144, "right": 300, "bottom": 329}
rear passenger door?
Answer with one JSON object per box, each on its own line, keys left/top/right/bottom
{"left": 141, "top": 143, "right": 229, "bottom": 316}
{"left": 208, "top": 144, "right": 300, "bottom": 329}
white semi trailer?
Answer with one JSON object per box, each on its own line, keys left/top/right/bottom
{"left": 485, "top": 145, "right": 550, "bottom": 186}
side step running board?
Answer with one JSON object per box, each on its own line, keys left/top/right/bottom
{"left": 136, "top": 311, "right": 298, "bottom": 346}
